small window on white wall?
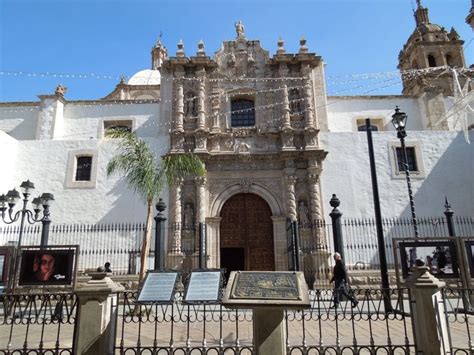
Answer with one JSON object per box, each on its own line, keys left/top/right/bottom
{"left": 388, "top": 141, "right": 425, "bottom": 179}
{"left": 103, "top": 120, "right": 133, "bottom": 137}
{"left": 75, "top": 156, "right": 93, "bottom": 181}
{"left": 355, "top": 118, "right": 384, "bottom": 132}
{"left": 66, "top": 149, "right": 99, "bottom": 188}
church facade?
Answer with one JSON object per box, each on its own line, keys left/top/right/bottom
{"left": 0, "top": 3, "right": 472, "bottom": 272}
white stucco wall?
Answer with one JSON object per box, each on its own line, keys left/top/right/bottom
{"left": 320, "top": 130, "right": 474, "bottom": 219}
{"left": 0, "top": 105, "right": 40, "bottom": 140}
{"left": 326, "top": 96, "right": 423, "bottom": 132}
{"left": 0, "top": 101, "right": 168, "bottom": 225}
{"left": 63, "top": 102, "right": 160, "bottom": 140}
{"left": 8, "top": 137, "right": 169, "bottom": 224}
{"left": 0, "top": 131, "right": 19, "bottom": 193}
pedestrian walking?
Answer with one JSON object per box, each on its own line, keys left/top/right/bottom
{"left": 330, "top": 252, "right": 358, "bottom": 309}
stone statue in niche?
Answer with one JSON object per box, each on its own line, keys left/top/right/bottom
{"left": 235, "top": 20, "right": 245, "bottom": 38}
{"left": 183, "top": 203, "right": 194, "bottom": 230}
{"left": 298, "top": 201, "right": 310, "bottom": 227}
{"left": 55, "top": 84, "right": 67, "bottom": 96}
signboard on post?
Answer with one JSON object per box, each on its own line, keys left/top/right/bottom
{"left": 137, "top": 271, "right": 179, "bottom": 304}
{"left": 183, "top": 269, "right": 223, "bottom": 305}
{"left": 222, "top": 271, "right": 310, "bottom": 309}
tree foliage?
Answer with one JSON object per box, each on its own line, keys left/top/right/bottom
{"left": 106, "top": 128, "right": 205, "bottom": 281}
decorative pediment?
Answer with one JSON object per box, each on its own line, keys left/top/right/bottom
{"left": 214, "top": 38, "right": 269, "bottom": 78}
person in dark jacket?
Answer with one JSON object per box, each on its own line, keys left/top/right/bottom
{"left": 330, "top": 252, "right": 358, "bottom": 309}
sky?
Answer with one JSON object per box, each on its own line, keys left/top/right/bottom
{"left": 0, "top": 0, "right": 472, "bottom": 102}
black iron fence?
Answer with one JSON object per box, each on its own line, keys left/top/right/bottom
{"left": 1, "top": 216, "right": 473, "bottom": 276}
{"left": 114, "top": 288, "right": 415, "bottom": 354}
{"left": 442, "top": 288, "right": 474, "bottom": 354}
{"left": 0, "top": 292, "right": 78, "bottom": 354}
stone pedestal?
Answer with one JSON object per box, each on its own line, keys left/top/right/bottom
{"left": 223, "top": 272, "right": 310, "bottom": 355}
{"left": 404, "top": 266, "right": 449, "bottom": 355}
{"left": 309, "top": 249, "right": 332, "bottom": 289}
{"left": 253, "top": 309, "right": 286, "bottom": 355}
{"left": 74, "top": 272, "right": 125, "bottom": 355}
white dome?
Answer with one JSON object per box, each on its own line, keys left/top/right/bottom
{"left": 127, "top": 69, "right": 161, "bottom": 85}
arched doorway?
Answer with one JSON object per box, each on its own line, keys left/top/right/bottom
{"left": 220, "top": 193, "right": 275, "bottom": 276}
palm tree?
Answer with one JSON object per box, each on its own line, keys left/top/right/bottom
{"left": 106, "top": 129, "right": 205, "bottom": 282}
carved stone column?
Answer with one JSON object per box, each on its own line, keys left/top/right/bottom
{"left": 195, "top": 176, "right": 207, "bottom": 255}
{"left": 197, "top": 77, "right": 206, "bottom": 130}
{"left": 206, "top": 216, "right": 222, "bottom": 268}
{"left": 308, "top": 169, "right": 324, "bottom": 246}
{"left": 302, "top": 65, "right": 315, "bottom": 129}
{"left": 175, "top": 83, "right": 184, "bottom": 131}
{"left": 171, "top": 178, "right": 183, "bottom": 254}
{"left": 195, "top": 176, "right": 207, "bottom": 224}
{"left": 282, "top": 85, "right": 291, "bottom": 129}
{"left": 211, "top": 90, "right": 220, "bottom": 133}
{"left": 285, "top": 172, "right": 297, "bottom": 222}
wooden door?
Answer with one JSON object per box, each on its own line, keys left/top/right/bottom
{"left": 220, "top": 193, "right": 275, "bottom": 272}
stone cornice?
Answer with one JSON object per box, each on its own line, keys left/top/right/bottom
{"left": 0, "top": 101, "right": 40, "bottom": 107}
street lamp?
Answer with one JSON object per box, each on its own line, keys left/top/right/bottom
{"left": 391, "top": 107, "right": 419, "bottom": 238}
{"left": 0, "top": 180, "right": 54, "bottom": 247}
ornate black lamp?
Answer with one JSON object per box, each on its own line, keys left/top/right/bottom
{"left": 0, "top": 180, "right": 54, "bottom": 247}
{"left": 391, "top": 107, "right": 419, "bottom": 238}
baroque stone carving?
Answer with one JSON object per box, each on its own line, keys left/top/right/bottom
{"left": 236, "top": 142, "right": 250, "bottom": 154}
{"left": 239, "top": 178, "right": 252, "bottom": 193}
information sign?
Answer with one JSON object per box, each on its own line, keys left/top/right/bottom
{"left": 183, "top": 270, "right": 222, "bottom": 304}
{"left": 137, "top": 272, "right": 178, "bottom": 304}
{"left": 222, "top": 271, "right": 310, "bottom": 309}
{"left": 231, "top": 272, "right": 300, "bottom": 300}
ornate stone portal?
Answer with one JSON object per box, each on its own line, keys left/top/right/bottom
{"left": 161, "top": 23, "right": 328, "bottom": 273}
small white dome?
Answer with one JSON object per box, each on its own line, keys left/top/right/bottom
{"left": 127, "top": 69, "right": 161, "bottom": 85}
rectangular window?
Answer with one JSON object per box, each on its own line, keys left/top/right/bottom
{"left": 103, "top": 120, "right": 133, "bottom": 137}
{"left": 75, "top": 156, "right": 93, "bottom": 181}
{"left": 356, "top": 118, "right": 384, "bottom": 132}
{"left": 231, "top": 99, "right": 255, "bottom": 127}
{"left": 396, "top": 147, "right": 418, "bottom": 172}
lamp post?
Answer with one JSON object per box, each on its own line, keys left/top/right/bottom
{"left": 391, "top": 107, "right": 419, "bottom": 238}
{"left": 0, "top": 180, "right": 54, "bottom": 247}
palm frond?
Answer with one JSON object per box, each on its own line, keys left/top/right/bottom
{"left": 161, "top": 153, "right": 206, "bottom": 186}
{"left": 106, "top": 129, "right": 205, "bottom": 202}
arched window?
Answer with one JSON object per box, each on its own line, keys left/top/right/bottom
{"left": 411, "top": 60, "right": 419, "bottom": 69}
{"left": 446, "top": 54, "right": 454, "bottom": 67}
{"left": 427, "top": 54, "right": 437, "bottom": 67}
{"left": 185, "top": 91, "right": 197, "bottom": 117}
{"left": 289, "top": 88, "right": 302, "bottom": 114}
{"left": 231, "top": 99, "right": 255, "bottom": 127}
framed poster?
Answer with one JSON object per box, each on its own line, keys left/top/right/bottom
{"left": 183, "top": 269, "right": 224, "bottom": 305}
{"left": 399, "top": 240, "right": 459, "bottom": 279}
{"left": 0, "top": 246, "right": 14, "bottom": 286}
{"left": 18, "top": 246, "right": 78, "bottom": 287}
{"left": 465, "top": 241, "right": 474, "bottom": 278}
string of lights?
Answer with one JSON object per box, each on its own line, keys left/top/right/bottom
{"left": 2, "top": 65, "right": 471, "bottom": 85}
{"left": 0, "top": 74, "right": 402, "bottom": 115}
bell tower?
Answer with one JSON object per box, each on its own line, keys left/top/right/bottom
{"left": 398, "top": 0, "right": 466, "bottom": 96}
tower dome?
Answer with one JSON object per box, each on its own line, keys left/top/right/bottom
{"left": 127, "top": 69, "right": 161, "bottom": 86}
